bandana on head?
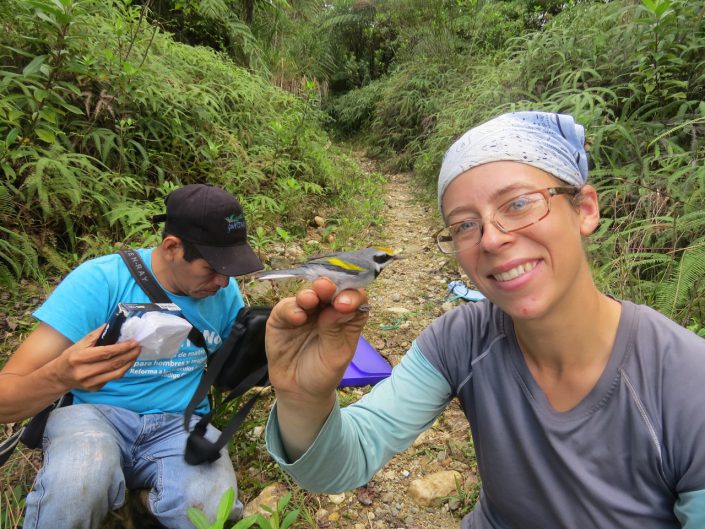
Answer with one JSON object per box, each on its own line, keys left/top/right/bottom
{"left": 437, "top": 111, "right": 588, "bottom": 212}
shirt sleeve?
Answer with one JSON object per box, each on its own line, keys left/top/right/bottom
{"left": 33, "top": 258, "right": 116, "bottom": 342}
{"left": 265, "top": 342, "right": 452, "bottom": 493}
{"left": 675, "top": 489, "right": 705, "bottom": 529}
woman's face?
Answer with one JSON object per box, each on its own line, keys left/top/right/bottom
{"left": 441, "top": 161, "right": 599, "bottom": 321}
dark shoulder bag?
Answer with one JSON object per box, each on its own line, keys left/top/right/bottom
{"left": 0, "top": 393, "right": 73, "bottom": 467}
{"left": 183, "top": 305, "right": 271, "bottom": 465}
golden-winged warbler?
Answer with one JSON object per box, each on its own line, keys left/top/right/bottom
{"left": 255, "top": 246, "right": 401, "bottom": 296}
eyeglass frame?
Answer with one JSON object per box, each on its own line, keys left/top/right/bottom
{"left": 434, "top": 186, "right": 580, "bottom": 254}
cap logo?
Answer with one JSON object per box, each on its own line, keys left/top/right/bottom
{"left": 225, "top": 214, "right": 245, "bottom": 233}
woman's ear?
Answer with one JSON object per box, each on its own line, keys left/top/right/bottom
{"left": 575, "top": 185, "right": 600, "bottom": 236}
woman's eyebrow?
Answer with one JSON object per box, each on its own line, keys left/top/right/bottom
{"left": 489, "top": 182, "right": 537, "bottom": 201}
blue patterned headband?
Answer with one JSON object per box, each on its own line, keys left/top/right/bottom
{"left": 437, "top": 111, "right": 588, "bottom": 212}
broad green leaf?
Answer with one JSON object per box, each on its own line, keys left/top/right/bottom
{"left": 35, "top": 128, "right": 56, "bottom": 143}
{"left": 60, "top": 103, "right": 84, "bottom": 115}
{"left": 276, "top": 492, "right": 291, "bottom": 513}
{"left": 39, "top": 108, "right": 59, "bottom": 124}
{"left": 231, "top": 515, "right": 262, "bottom": 529}
{"left": 280, "top": 510, "right": 299, "bottom": 529}
{"left": 33, "top": 88, "right": 50, "bottom": 102}
{"left": 22, "top": 55, "right": 48, "bottom": 76}
{"left": 5, "top": 128, "right": 20, "bottom": 146}
{"left": 186, "top": 507, "right": 210, "bottom": 529}
{"left": 216, "top": 488, "right": 234, "bottom": 524}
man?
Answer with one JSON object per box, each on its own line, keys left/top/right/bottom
{"left": 0, "top": 184, "right": 263, "bottom": 529}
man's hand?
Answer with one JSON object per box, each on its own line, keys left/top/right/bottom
{"left": 266, "top": 277, "right": 369, "bottom": 404}
{"left": 53, "top": 325, "right": 141, "bottom": 392}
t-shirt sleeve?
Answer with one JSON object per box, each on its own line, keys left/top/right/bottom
{"left": 33, "top": 258, "right": 116, "bottom": 342}
{"left": 416, "top": 299, "right": 498, "bottom": 393}
{"left": 655, "top": 319, "right": 705, "bottom": 493}
{"left": 265, "top": 343, "right": 452, "bottom": 493}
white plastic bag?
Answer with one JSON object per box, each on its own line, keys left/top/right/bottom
{"left": 119, "top": 311, "right": 192, "bottom": 360}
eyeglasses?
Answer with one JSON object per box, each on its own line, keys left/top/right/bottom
{"left": 435, "top": 187, "right": 579, "bottom": 254}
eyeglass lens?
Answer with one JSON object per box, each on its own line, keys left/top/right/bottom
{"left": 436, "top": 190, "right": 553, "bottom": 253}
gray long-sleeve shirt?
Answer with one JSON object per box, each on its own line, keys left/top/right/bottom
{"left": 266, "top": 300, "right": 705, "bottom": 528}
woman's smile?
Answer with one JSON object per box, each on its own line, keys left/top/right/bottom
{"left": 490, "top": 259, "right": 539, "bottom": 282}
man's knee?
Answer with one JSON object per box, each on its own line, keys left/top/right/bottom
{"left": 43, "top": 430, "right": 124, "bottom": 504}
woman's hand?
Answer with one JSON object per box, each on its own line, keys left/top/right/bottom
{"left": 265, "top": 278, "right": 369, "bottom": 459}
{"left": 265, "top": 278, "right": 369, "bottom": 405}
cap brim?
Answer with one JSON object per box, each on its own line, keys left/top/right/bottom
{"left": 196, "top": 242, "right": 264, "bottom": 277}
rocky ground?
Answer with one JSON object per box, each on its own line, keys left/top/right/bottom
{"left": 236, "top": 160, "right": 480, "bottom": 529}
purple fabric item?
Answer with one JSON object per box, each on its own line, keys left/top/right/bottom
{"left": 340, "top": 337, "right": 392, "bottom": 387}
{"left": 437, "top": 111, "right": 589, "bottom": 212}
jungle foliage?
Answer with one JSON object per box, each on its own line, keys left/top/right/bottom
{"left": 317, "top": 0, "right": 705, "bottom": 331}
{"left": 0, "top": 0, "right": 380, "bottom": 291}
{"left": 1, "top": 0, "right": 703, "bottom": 333}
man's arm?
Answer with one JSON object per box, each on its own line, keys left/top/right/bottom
{"left": 0, "top": 323, "right": 140, "bottom": 423}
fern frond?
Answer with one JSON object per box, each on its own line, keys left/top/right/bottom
{"left": 655, "top": 246, "right": 705, "bottom": 321}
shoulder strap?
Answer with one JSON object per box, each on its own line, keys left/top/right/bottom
{"left": 118, "top": 249, "right": 206, "bottom": 349}
{"left": 183, "top": 306, "right": 270, "bottom": 465}
{"left": 0, "top": 431, "right": 21, "bottom": 466}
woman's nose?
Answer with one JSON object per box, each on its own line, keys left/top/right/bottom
{"left": 478, "top": 221, "right": 513, "bottom": 252}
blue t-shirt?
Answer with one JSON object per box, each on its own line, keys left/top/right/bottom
{"left": 33, "top": 248, "right": 244, "bottom": 415}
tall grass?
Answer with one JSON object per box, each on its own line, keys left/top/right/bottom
{"left": 321, "top": 0, "right": 705, "bottom": 329}
{"left": 0, "top": 0, "right": 377, "bottom": 289}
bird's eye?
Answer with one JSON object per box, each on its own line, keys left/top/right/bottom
{"left": 373, "top": 253, "right": 392, "bottom": 264}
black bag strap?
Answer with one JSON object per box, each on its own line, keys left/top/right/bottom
{"left": 184, "top": 366, "right": 268, "bottom": 465}
{"left": 118, "top": 250, "right": 206, "bottom": 350}
{"left": 0, "top": 430, "right": 21, "bottom": 466}
{"left": 183, "top": 310, "right": 270, "bottom": 465}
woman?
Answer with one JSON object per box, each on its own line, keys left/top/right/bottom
{"left": 263, "top": 112, "right": 705, "bottom": 528}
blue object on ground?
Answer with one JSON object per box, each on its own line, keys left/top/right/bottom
{"left": 340, "top": 336, "right": 392, "bottom": 387}
{"left": 448, "top": 280, "right": 486, "bottom": 302}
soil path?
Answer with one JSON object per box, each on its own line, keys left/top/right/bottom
{"left": 244, "top": 160, "right": 479, "bottom": 529}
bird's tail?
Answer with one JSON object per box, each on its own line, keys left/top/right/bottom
{"left": 254, "top": 267, "right": 309, "bottom": 281}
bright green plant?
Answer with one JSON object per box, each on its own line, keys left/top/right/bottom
{"left": 188, "top": 487, "right": 236, "bottom": 529}
{"left": 187, "top": 489, "right": 299, "bottom": 529}
{"left": 238, "top": 492, "right": 299, "bottom": 529}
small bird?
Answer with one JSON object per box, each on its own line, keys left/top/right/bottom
{"left": 255, "top": 246, "right": 402, "bottom": 296}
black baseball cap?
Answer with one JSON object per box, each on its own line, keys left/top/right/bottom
{"left": 153, "top": 184, "right": 263, "bottom": 276}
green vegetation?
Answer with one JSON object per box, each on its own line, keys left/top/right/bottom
{"left": 0, "top": 0, "right": 379, "bottom": 290}
{"left": 188, "top": 488, "right": 300, "bottom": 529}
{"left": 320, "top": 0, "right": 705, "bottom": 331}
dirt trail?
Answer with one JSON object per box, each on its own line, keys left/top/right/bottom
{"left": 255, "top": 162, "right": 479, "bottom": 529}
